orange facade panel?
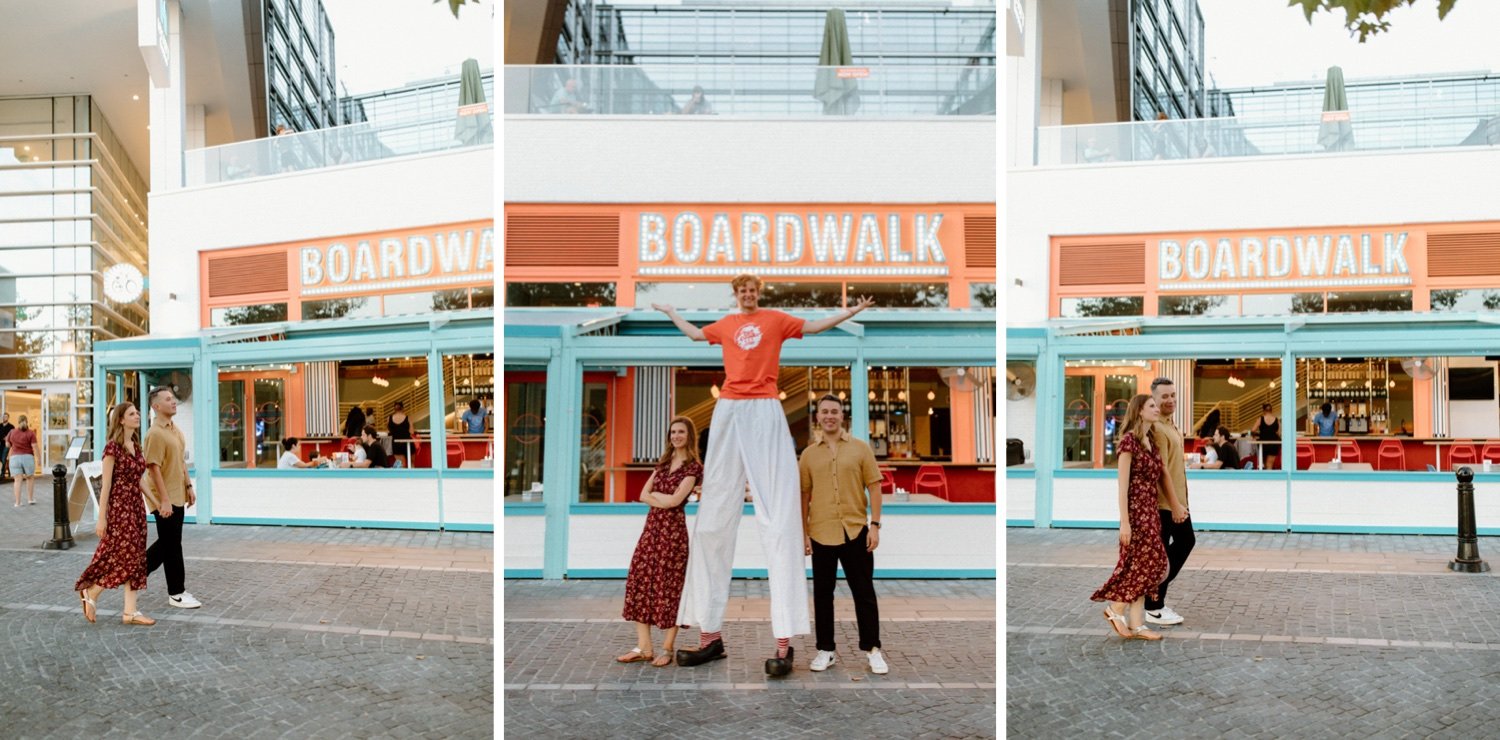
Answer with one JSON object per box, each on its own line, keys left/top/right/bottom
{"left": 505, "top": 212, "right": 619, "bottom": 267}
{"left": 206, "top": 253, "right": 289, "bottom": 298}
{"left": 1058, "top": 242, "right": 1146, "bottom": 287}
{"left": 1427, "top": 232, "right": 1500, "bottom": 277}
{"left": 964, "top": 214, "right": 996, "bottom": 269}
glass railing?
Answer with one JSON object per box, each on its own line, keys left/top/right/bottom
{"left": 504, "top": 64, "right": 996, "bottom": 117}
{"left": 182, "top": 108, "right": 492, "bottom": 187}
{"left": 1035, "top": 111, "right": 1500, "bottom": 166}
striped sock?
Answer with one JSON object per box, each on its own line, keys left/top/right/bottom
{"left": 776, "top": 637, "right": 790, "bottom": 658}
{"left": 700, "top": 630, "right": 721, "bottom": 648}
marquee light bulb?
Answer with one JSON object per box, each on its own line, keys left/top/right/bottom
{"left": 927, "top": 390, "right": 936, "bottom": 401}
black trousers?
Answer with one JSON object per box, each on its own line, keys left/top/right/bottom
{"left": 145, "top": 504, "right": 186, "bottom": 596}
{"left": 1144, "top": 511, "right": 1194, "bottom": 611}
{"left": 811, "top": 526, "right": 881, "bottom": 652}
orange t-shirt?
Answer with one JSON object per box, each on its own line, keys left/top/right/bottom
{"left": 703, "top": 309, "right": 805, "bottom": 399}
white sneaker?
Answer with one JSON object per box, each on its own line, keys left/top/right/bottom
{"left": 809, "top": 650, "right": 838, "bottom": 671}
{"left": 1145, "top": 606, "right": 1184, "bottom": 625}
{"left": 168, "top": 592, "right": 202, "bottom": 609}
{"left": 867, "top": 648, "right": 889, "bottom": 675}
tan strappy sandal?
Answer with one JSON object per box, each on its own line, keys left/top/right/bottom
{"left": 122, "top": 611, "right": 156, "bottom": 626}
{"left": 78, "top": 590, "right": 96, "bottom": 624}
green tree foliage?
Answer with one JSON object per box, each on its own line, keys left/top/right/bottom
{"left": 1289, "top": 0, "right": 1459, "bottom": 41}
{"left": 435, "top": 0, "right": 479, "bottom": 19}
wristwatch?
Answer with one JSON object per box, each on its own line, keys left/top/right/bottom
{"left": 870, "top": 521, "right": 880, "bottom": 528}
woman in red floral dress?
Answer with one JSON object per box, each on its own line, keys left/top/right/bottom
{"left": 75, "top": 402, "right": 157, "bottom": 626}
{"left": 618, "top": 417, "right": 703, "bottom": 667}
{"left": 1092, "top": 394, "right": 1187, "bottom": 641}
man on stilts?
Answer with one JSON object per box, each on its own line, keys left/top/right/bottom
{"left": 654, "top": 274, "right": 873, "bottom": 676}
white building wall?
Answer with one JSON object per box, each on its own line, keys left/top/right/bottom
{"left": 147, "top": 148, "right": 494, "bottom": 333}
{"left": 1007, "top": 147, "right": 1500, "bottom": 323}
{"left": 504, "top": 119, "right": 995, "bottom": 203}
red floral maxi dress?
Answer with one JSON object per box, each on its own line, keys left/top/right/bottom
{"left": 75, "top": 441, "right": 149, "bottom": 592}
{"left": 622, "top": 459, "right": 702, "bottom": 629}
{"left": 1091, "top": 431, "right": 1169, "bottom": 604}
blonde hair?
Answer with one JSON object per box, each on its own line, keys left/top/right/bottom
{"left": 106, "top": 403, "right": 141, "bottom": 450}
{"left": 1119, "top": 393, "right": 1154, "bottom": 447}
{"left": 16, "top": 415, "right": 28, "bottom": 430}
{"left": 730, "top": 273, "right": 762, "bottom": 291}
{"left": 656, "top": 416, "right": 702, "bottom": 468}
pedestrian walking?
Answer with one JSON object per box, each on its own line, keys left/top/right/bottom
{"left": 654, "top": 273, "right": 872, "bottom": 677}
{"left": 618, "top": 416, "right": 702, "bottom": 668}
{"left": 800, "top": 395, "right": 888, "bottom": 675}
{"left": 7, "top": 414, "right": 38, "bottom": 506}
{"left": 1092, "top": 393, "right": 1186, "bottom": 641}
{"left": 0, "top": 412, "right": 13, "bottom": 481}
{"left": 143, "top": 387, "right": 203, "bottom": 609}
{"left": 1145, "top": 377, "right": 1194, "bottom": 626}
{"left": 74, "top": 402, "right": 156, "bottom": 626}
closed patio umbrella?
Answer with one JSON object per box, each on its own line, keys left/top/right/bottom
{"left": 813, "top": 9, "right": 860, "bottom": 115}
{"left": 1318, "top": 65, "right": 1353, "bottom": 151}
{"left": 456, "top": 58, "right": 492, "bottom": 145}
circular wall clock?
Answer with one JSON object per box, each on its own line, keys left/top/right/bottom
{"left": 103, "top": 263, "right": 145, "bottom": 303}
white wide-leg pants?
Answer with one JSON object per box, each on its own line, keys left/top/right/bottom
{"left": 677, "top": 398, "right": 810, "bottom": 638}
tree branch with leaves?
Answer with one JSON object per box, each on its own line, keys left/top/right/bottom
{"left": 1289, "top": 0, "right": 1459, "bottom": 42}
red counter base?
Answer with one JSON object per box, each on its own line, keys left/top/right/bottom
{"left": 623, "top": 464, "right": 996, "bottom": 503}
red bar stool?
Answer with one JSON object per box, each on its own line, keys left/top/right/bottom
{"left": 1448, "top": 443, "right": 1478, "bottom": 469}
{"left": 1375, "top": 439, "right": 1406, "bottom": 471}
{"left": 1336, "top": 439, "right": 1362, "bottom": 463}
{"left": 913, "top": 465, "right": 949, "bottom": 501}
{"left": 879, "top": 468, "right": 897, "bottom": 494}
{"left": 1481, "top": 443, "right": 1500, "bottom": 464}
{"left": 1296, "top": 441, "right": 1315, "bottom": 470}
{"left": 446, "top": 439, "right": 467, "bottom": 469}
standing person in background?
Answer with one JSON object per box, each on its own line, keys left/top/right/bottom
{"left": 7, "top": 415, "right": 38, "bottom": 506}
{"left": 1144, "top": 378, "right": 1193, "bottom": 627}
{"left": 461, "top": 399, "right": 488, "bottom": 434}
{"left": 1312, "top": 402, "right": 1337, "bottom": 437}
{"left": 0, "top": 412, "right": 13, "bottom": 481}
{"left": 75, "top": 402, "right": 157, "bottom": 626}
{"left": 343, "top": 406, "right": 366, "bottom": 441}
{"left": 143, "top": 387, "right": 203, "bottom": 610}
{"left": 1254, "top": 403, "right": 1281, "bottom": 469}
{"left": 388, "top": 401, "right": 414, "bottom": 466}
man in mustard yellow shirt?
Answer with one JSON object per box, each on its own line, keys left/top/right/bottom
{"left": 144, "top": 386, "right": 202, "bottom": 609}
{"left": 1146, "top": 377, "right": 1192, "bottom": 626}
{"left": 799, "top": 394, "right": 888, "bottom": 675}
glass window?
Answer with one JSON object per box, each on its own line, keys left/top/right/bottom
{"left": 970, "top": 282, "right": 996, "bottom": 309}
{"left": 503, "top": 369, "right": 545, "bottom": 498}
{"left": 302, "top": 296, "right": 378, "bottom": 320}
{"left": 1158, "top": 294, "right": 1234, "bottom": 316}
{"left": 1296, "top": 358, "right": 1414, "bottom": 464}
{"left": 578, "top": 380, "right": 609, "bottom": 503}
{"left": 470, "top": 285, "right": 495, "bottom": 309}
{"left": 1005, "top": 360, "right": 1036, "bottom": 468}
{"left": 506, "top": 282, "right": 617, "bottom": 308}
{"left": 1061, "top": 360, "right": 1157, "bottom": 469}
{"left": 444, "top": 352, "right": 495, "bottom": 465}
{"left": 382, "top": 289, "right": 477, "bottom": 316}
{"left": 845, "top": 282, "right": 948, "bottom": 309}
{"left": 1430, "top": 288, "right": 1500, "bottom": 312}
{"left": 1060, "top": 296, "right": 1144, "bottom": 318}
{"left": 1326, "top": 291, "right": 1412, "bottom": 313}
{"left": 1242, "top": 292, "right": 1324, "bottom": 315}
{"left": 210, "top": 303, "right": 287, "bottom": 327}
{"left": 758, "top": 282, "right": 845, "bottom": 309}
{"left": 634, "top": 282, "right": 733, "bottom": 310}
{"left": 1190, "top": 358, "right": 1284, "bottom": 470}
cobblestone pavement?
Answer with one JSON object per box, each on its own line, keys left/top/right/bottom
{"left": 1006, "top": 529, "right": 1500, "bottom": 739}
{"left": 0, "top": 502, "right": 493, "bottom": 738}
{"left": 505, "top": 579, "right": 997, "bottom": 738}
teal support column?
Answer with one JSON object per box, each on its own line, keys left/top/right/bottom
{"left": 192, "top": 349, "right": 213, "bottom": 521}
{"left": 1033, "top": 344, "right": 1059, "bottom": 527}
{"left": 541, "top": 338, "right": 582, "bottom": 579}
{"left": 427, "top": 347, "right": 448, "bottom": 528}
{"left": 1281, "top": 350, "right": 1296, "bottom": 529}
{"left": 93, "top": 363, "right": 108, "bottom": 454}
{"left": 850, "top": 354, "right": 870, "bottom": 442}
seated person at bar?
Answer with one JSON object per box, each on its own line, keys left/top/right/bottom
{"left": 460, "top": 399, "right": 488, "bottom": 434}
{"left": 351, "top": 425, "right": 389, "bottom": 469}
{"left": 1312, "top": 402, "right": 1337, "bottom": 437}
{"left": 277, "top": 438, "right": 329, "bottom": 469}
{"left": 1201, "top": 427, "right": 1241, "bottom": 470}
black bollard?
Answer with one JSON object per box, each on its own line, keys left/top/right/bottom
{"left": 1449, "top": 467, "right": 1488, "bottom": 573}
{"left": 43, "top": 464, "right": 74, "bottom": 550}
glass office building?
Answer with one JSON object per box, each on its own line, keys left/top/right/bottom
{"left": 1127, "top": 0, "right": 1208, "bottom": 121}
{"left": 262, "top": 0, "right": 345, "bottom": 132}
{"left": 343, "top": 72, "right": 496, "bottom": 126}
{"left": 0, "top": 96, "right": 149, "bottom": 466}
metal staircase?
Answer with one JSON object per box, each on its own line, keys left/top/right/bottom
{"left": 338, "top": 381, "right": 432, "bottom": 432}
{"left": 1191, "top": 363, "right": 1309, "bottom": 435}
{"left": 679, "top": 371, "right": 814, "bottom": 433}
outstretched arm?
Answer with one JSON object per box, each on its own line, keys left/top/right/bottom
{"left": 804, "top": 296, "right": 875, "bottom": 335}
{"left": 651, "top": 303, "right": 706, "bottom": 341}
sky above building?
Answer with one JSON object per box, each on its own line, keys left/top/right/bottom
{"left": 1201, "top": 0, "right": 1500, "bottom": 87}
{"left": 323, "top": 0, "right": 494, "bottom": 94}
